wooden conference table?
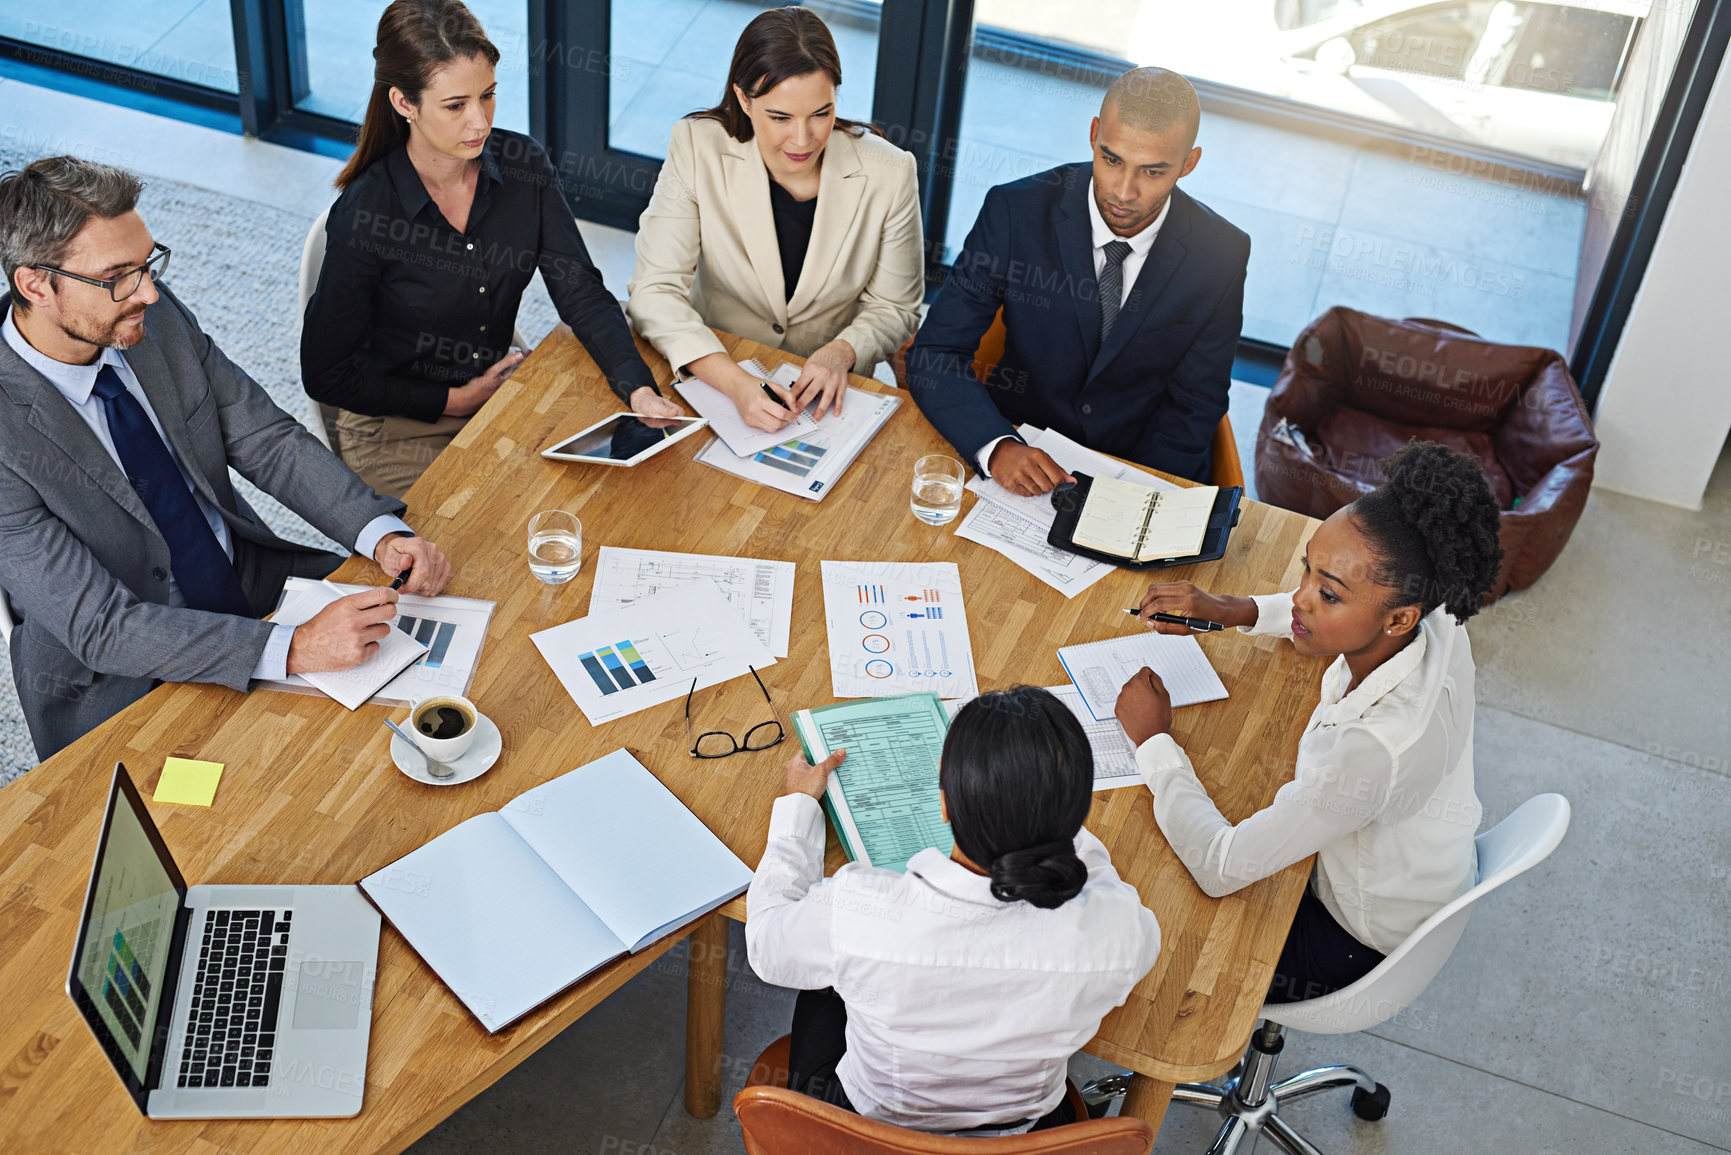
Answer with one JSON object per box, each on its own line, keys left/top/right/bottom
{"left": 0, "top": 327, "right": 1322, "bottom": 1152}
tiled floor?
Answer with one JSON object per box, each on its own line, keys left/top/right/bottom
{"left": 8, "top": 0, "right": 1590, "bottom": 350}
{"left": 4, "top": 69, "right": 1728, "bottom": 1155}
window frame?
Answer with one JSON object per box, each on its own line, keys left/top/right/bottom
{"left": 0, "top": 0, "right": 1724, "bottom": 410}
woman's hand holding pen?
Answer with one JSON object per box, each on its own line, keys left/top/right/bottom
{"left": 1136, "top": 581, "right": 1256, "bottom": 634}
{"left": 785, "top": 749, "right": 845, "bottom": 799}
{"left": 791, "top": 338, "right": 854, "bottom": 420}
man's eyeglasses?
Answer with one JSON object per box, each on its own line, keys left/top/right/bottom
{"left": 30, "top": 242, "right": 170, "bottom": 303}
{"left": 687, "top": 666, "right": 784, "bottom": 759}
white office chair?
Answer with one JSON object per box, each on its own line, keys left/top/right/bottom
{"left": 1086, "top": 793, "right": 1571, "bottom": 1154}
{"left": 297, "top": 208, "right": 532, "bottom": 451}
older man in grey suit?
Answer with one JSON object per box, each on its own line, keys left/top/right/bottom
{"left": 0, "top": 156, "right": 453, "bottom": 760}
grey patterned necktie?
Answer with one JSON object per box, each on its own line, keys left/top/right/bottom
{"left": 1098, "top": 239, "right": 1133, "bottom": 342}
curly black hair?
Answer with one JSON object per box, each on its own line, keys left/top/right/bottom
{"left": 1349, "top": 442, "right": 1505, "bottom": 623}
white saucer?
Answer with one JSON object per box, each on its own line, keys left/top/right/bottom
{"left": 391, "top": 713, "right": 502, "bottom": 786}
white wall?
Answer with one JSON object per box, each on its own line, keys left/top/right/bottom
{"left": 1591, "top": 45, "right": 1731, "bottom": 510}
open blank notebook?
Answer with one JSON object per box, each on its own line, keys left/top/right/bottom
{"left": 359, "top": 749, "right": 752, "bottom": 1032}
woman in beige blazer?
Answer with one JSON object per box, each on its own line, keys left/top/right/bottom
{"left": 627, "top": 7, "right": 924, "bottom": 432}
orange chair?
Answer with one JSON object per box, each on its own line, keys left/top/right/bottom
{"left": 734, "top": 1035, "right": 1153, "bottom": 1155}
{"left": 892, "top": 310, "right": 1244, "bottom": 488}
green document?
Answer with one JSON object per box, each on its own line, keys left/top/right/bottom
{"left": 792, "top": 693, "right": 953, "bottom": 873}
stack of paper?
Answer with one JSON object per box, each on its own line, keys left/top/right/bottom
{"left": 532, "top": 581, "right": 774, "bottom": 725}
{"left": 674, "top": 359, "right": 816, "bottom": 457}
{"left": 589, "top": 546, "right": 796, "bottom": 658}
{"left": 955, "top": 426, "right": 1178, "bottom": 597}
{"left": 262, "top": 579, "right": 496, "bottom": 708}
{"left": 267, "top": 582, "right": 430, "bottom": 710}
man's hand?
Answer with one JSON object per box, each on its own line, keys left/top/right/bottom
{"left": 791, "top": 339, "right": 855, "bottom": 420}
{"left": 444, "top": 351, "right": 526, "bottom": 417}
{"left": 1135, "top": 582, "right": 1257, "bottom": 633}
{"left": 785, "top": 749, "right": 845, "bottom": 799}
{"left": 1114, "top": 666, "right": 1173, "bottom": 746}
{"left": 374, "top": 532, "right": 451, "bottom": 597}
{"left": 628, "top": 386, "right": 687, "bottom": 429}
{"left": 286, "top": 589, "right": 400, "bottom": 674}
{"left": 988, "top": 442, "right": 1074, "bottom": 497}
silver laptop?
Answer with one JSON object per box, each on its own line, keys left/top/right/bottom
{"left": 66, "top": 762, "right": 380, "bottom": 1118}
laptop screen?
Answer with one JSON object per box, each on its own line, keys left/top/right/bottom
{"left": 67, "top": 764, "right": 185, "bottom": 1101}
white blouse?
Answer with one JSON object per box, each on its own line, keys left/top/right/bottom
{"left": 745, "top": 793, "right": 1161, "bottom": 1133}
{"left": 1135, "top": 592, "right": 1482, "bottom": 954}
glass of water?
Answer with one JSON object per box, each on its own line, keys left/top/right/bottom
{"left": 910, "top": 455, "right": 965, "bottom": 526}
{"left": 527, "top": 510, "right": 582, "bottom": 584}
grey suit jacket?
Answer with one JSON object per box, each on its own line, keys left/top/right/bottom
{"left": 0, "top": 285, "right": 405, "bottom": 760}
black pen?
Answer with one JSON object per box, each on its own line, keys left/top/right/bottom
{"left": 389, "top": 568, "right": 413, "bottom": 591}
{"left": 1125, "top": 607, "right": 1225, "bottom": 632}
{"left": 760, "top": 381, "right": 792, "bottom": 410}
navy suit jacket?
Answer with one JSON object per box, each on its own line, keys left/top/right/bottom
{"left": 907, "top": 166, "right": 1250, "bottom": 481}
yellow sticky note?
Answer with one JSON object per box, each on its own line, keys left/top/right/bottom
{"left": 154, "top": 758, "right": 225, "bottom": 806}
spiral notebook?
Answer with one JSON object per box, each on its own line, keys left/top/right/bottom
{"left": 1069, "top": 475, "right": 1220, "bottom": 562}
{"left": 1057, "top": 631, "right": 1230, "bottom": 722}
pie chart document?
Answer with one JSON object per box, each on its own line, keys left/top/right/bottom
{"left": 820, "top": 560, "right": 978, "bottom": 700}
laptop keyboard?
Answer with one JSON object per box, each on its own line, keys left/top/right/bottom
{"left": 176, "top": 908, "right": 290, "bottom": 1089}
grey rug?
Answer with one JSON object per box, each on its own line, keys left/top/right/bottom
{"left": 0, "top": 147, "right": 560, "bottom": 785}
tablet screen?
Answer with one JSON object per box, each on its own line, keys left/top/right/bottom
{"left": 547, "top": 416, "right": 704, "bottom": 463}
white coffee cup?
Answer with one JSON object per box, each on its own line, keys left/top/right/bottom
{"left": 408, "top": 694, "right": 479, "bottom": 762}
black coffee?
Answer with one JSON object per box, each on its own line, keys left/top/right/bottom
{"left": 417, "top": 706, "right": 470, "bottom": 739}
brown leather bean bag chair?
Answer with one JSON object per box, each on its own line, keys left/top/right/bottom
{"left": 1255, "top": 307, "right": 1598, "bottom": 598}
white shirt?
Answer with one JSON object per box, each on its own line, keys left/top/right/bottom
{"left": 1135, "top": 592, "right": 1482, "bottom": 954}
{"left": 975, "top": 182, "right": 1172, "bottom": 476}
{"left": 746, "top": 793, "right": 1161, "bottom": 1133}
{"left": 2, "top": 310, "right": 408, "bottom": 680}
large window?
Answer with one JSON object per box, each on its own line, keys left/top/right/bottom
{"left": 606, "top": 0, "right": 880, "bottom": 160}
{"left": 943, "top": 0, "right": 1653, "bottom": 352}
{"left": 2, "top": 0, "right": 1722, "bottom": 408}
{"left": 291, "top": 0, "right": 530, "bottom": 133}
{"left": 1, "top": 0, "right": 238, "bottom": 93}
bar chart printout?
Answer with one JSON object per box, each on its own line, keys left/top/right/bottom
{"left": 532, "top": 581, "right": 775, "bottom": 725}
{"left": 792, "top": 694, "right": 952, "bottom": 873}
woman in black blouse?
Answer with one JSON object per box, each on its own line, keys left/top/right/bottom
{"left": 302, "top": 0, "right": 678, "bottom": 497}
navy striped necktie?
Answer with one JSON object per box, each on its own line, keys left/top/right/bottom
{"left": 90, "top": 365, "right": 252, "bottom": 616}
{"left": 1099, "top": 240, "right": 1133, "bottom": 343}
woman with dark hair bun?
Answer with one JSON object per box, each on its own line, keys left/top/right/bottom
{"left": 1118, "top": 441, "right": 1505, "bottom": 1003}
{"left": 746, "top": 686, "right": 1160, "bottom": 1134}
{"left": 301, "top": 0, "right": 673, "bottom": 497}
{"left": 627, "top": 6, "right": 924, "bottom": 433}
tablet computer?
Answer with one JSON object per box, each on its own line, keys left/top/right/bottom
{"left": 540, "top": 413, "right": 708, "bottom": 467}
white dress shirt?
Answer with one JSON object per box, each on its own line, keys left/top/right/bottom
{"left": 1135, "top": 592, "right": 1482, "bottom": 954}
{"left": 975, "top": 182, "right": 1172, "bottom": 477}
{"left": 2, "top": 310, "right": 408, "bottom": 680}
{"left": 746, "top": 793, "right": 1161, "bottom": 1133}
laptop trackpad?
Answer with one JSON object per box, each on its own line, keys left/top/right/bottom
{"left": 292, "top": 959, "right": 366, "bottom": 1030}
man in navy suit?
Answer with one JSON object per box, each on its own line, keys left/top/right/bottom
{"left": 907, "top": 68, "right": 1249, "bottom": 493}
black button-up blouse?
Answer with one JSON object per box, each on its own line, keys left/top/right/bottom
{"left": 301, "top": 129, "right": 658, "bottom": 422}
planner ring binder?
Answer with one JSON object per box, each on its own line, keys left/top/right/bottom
{"left": 1048, "top": 473, "right": 1245, "bottom": 570}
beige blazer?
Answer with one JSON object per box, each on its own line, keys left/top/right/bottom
{"left": 626, "top": 116, "right": 924, "bottom": 374}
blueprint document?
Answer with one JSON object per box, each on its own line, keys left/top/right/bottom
{"left": 589, "top": 546, "right": 796, "bottom": 657}
{"left": 820, "top": 560, "right": 978, "bottom": 699}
